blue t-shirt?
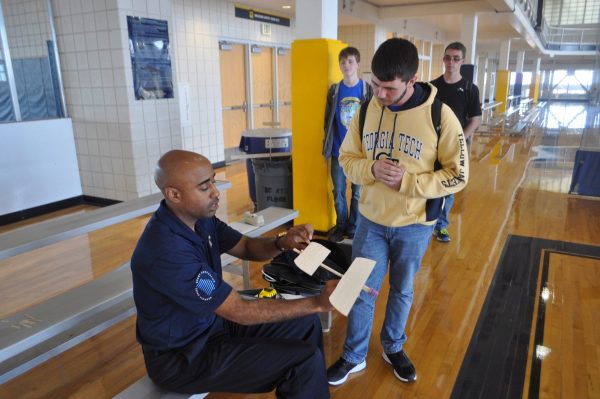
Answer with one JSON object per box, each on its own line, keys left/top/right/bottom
{"left": 333, "top": 80, "right": 363, "bottom": 157}
{"left": 131, "top": 200, "right": 242, "bottom": 353}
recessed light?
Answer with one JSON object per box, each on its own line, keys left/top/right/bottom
{"left": 282, "top": 5, "right": 291, "bottom": 9}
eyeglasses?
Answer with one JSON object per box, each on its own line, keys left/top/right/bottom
{"left": 443, "top": 55, "right": 464, "bottom": 62}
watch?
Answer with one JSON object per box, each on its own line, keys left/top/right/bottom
{"left": 275, "top": 231, "right": 287, "bottom": 252}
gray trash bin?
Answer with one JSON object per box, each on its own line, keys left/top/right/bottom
{"left": 239, "top": 128, "right": 292, "bottom": 206}
{"left": 252, "top": 156, "right": 293, "bottom": 211}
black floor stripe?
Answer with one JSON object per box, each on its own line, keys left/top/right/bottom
{"left": 451, "top": 235, "right": 600, "bottom": 399}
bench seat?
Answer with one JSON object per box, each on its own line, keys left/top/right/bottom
{"left": 113, "top": 375, "right": 208, "bottom": 399}
{"left": 0, "top": 206, "right": 298, "bottom": 384}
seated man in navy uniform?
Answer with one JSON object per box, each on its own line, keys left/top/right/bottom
{"left": 131, "top": 150, "right": 336, "bottom": 399}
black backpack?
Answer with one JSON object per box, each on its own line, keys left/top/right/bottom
{"left": 262, "top": 239, "right": 351, "bottom": 296}
{"left": 358, "top": 97, "right": 443, "bottom": 143}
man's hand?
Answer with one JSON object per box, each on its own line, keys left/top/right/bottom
{"left": 316, "top": 280, "right": 338, "bottom": 312}
{"left": 372, "top": 159, "right": 406, "bottom": 190}
{"left": 280, "top": 223, "right": 314, "bottom": 251}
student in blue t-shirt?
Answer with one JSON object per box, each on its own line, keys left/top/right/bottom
{"left": 323, "top": 47, "right": 373, "bottom": 243}
{"left": 131, "top": 150, "right": 337, "bottom": 398}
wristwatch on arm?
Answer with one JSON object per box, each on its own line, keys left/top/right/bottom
{"left": 274, "top": 231, "right": 287, "bottom": 252}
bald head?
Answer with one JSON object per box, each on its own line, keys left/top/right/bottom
{"left": 154, "top": 150, "right": 211, "bottom": 192}
{"left": 154, "top": 150, "right": 219, "bottom": 227}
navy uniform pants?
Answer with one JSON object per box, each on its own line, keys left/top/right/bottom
{"left": 143, "top": 314, "right": 329, "bottom": 399}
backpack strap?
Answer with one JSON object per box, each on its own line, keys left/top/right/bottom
{"left": 465, "top": 80, "right": 472, "bottom": 103}
{"left": 431, "top": 98, "right": 443, "bottom": 170}
{"left": 431, "top": 97, "right": 442, "bottom": 139}
{"left": 426, "top": 96, "right": 445, "bottom": 221}
{"left": 358, "top": 100, "right": 368, "bottom": 138}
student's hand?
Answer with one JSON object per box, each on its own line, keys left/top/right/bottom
{"left": 280, "top": 224, "right": 314, "bottom": 250}
{"left": 316, "top": 280, "right": 338, "bottom": 311}
{"left": 372, "top": 159, "right": 406, "bottom": 190}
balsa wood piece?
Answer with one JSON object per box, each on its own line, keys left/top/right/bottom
{"left": 329, "top": 257, "right": 376, "bottom": 316}
{"left": 293, "top": 242, "right": 331, "bottom": 275}
{"left": 293, "top": 243, "right": 378, "bottom": 316}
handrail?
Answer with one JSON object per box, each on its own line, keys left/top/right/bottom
{"left": 0, "top": 181, "right": 231, "bottom": 261}
{"left": 481, "top": 101, "right": 503, "bottom": 111}
{"left": 539, "top": 17, "right": 599, "bottom": 50}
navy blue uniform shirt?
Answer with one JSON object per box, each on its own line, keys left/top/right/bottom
{"left": 131, "top": 200, "right": 242, "bottom": 352}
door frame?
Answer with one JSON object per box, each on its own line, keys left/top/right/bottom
{"left": 218, "top": 38, "right": 291, "bottom": 130}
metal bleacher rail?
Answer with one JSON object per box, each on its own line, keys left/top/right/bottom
{"left": 0, "top": 183, "right": 298, "bottom": 388}
{"left": 0, "top": 180, "right": 229, "bottom": 261}
{"left": 481, "top": 100, "right": 503, "bottom": 125}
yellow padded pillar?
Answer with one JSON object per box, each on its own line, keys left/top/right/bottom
{"left": 530, "top": 73, "right": 541, "bottom": 103}
{"left": 495, "top": 69, "right": 510, "bottom": 113}
{"left": 291, "top": 38, "right": 346, "bottom": 232}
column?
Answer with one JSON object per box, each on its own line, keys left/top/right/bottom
{"left": 295, "top": 0, "right": 338, "bottom": 40}
{"left": 477, "top": 55, "right": 488, "bottom": 103}
{"left": 459, "top": 14, "right": 478, "bottom": 83}
{"left": 495, "top": 40, "right": 511, "bottom": 113}
{"left": 513, "top": 51, "right": 525, "bottom": 104}
{"left": 292, "top": 0, "right": 344, "bottom": 231}
{"left": 460, "top": 14, "right": 478, "bottom": 64}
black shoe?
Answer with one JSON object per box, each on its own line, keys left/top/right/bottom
{"left": 328, "top": 227, "right": 345, "bottom": 243}
{"left": 382, "top": 351, "right": 417, "bottom": 382}
{"left": 326, "top": 357, "right": 366, "bottom": 386}
{"left": 346, "top": 231, "right": 355, "bottom": 240}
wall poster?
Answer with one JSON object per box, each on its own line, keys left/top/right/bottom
{"left": 127, "top": 16, "right": 174, "bottom": 100}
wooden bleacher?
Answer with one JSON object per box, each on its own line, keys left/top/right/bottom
{"left": 0, "top": 200, "right": 298, "bottom": 390}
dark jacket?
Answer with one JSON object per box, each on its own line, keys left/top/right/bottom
{"left": 323, "top": 79, "right": 373, "bottom": 160}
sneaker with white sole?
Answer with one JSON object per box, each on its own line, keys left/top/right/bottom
{"left": 435, "top": 227, "right": 451, "bottom": 242}
{"left": 382, "top": 351, "right": 417, "bottom": 382}
{"left": 326, "top": 357, "right": 366, "bottom": 386}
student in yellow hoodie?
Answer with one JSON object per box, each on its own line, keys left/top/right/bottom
{"left": 327, "top": 38, "right": 469, "bottom": 386}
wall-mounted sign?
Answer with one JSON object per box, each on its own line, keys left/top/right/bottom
{"left": 127, "top": 16, "right": 174, "bottom": 100}
{"left": 260, "top": 23, "right": 272, "bottom": 36}
{"left": 234, "top": 6, "right": 290, "bottom": 27}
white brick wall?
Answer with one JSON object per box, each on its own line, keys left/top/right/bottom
{"left": 53, "top": 0, "right": 293, "bottom": 201}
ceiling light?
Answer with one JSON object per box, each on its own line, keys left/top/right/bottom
{"left": 282, "top": 5, "right": 291, "bottom": 9}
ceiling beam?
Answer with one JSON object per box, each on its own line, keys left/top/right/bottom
{"left": 377, "top": 1, "right": 493, "bottom": 18}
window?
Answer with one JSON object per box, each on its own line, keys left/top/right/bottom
{"left": 0, "top": 0, "right": 65, "bottom": 122}
{"left": 544, "top": 0, "right": 600, "bottom": 25}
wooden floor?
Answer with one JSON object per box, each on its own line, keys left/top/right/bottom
{"left": 0, "top": 102, "right": 599, "bottom": 398}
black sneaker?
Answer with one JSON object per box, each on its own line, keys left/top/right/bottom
{"left": 328, "top": 226, "right": 345, "bottom": 243}
{"left": 326, "top": 357, "right": 366, "bottom": 385}
{"left": 382, "top": 351, "right": 417, "bottom": 382}
{"left": 346, "top": 230, "right": 355, "bottom": 240}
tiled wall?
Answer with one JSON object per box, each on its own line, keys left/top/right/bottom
{"left": 338, "top": 24, "right": 387, "bottom": 81}
{"left": 52, "top": 0, "right": 293, "bottom": 201}
{"left": 53, "top": 0, "right": 160, "bottom": 200}
{"left": 170, "top": 0, "right": 293, "bottom": 162}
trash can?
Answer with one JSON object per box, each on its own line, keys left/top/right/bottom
{"left": 252, "top": 156, "right": 293, "bottom": 211}
{"left": 239, "top": 128, "right": 292, "bottom": 206}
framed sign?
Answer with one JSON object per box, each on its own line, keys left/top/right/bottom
{"left": 127, "top": 16, "right": 174, "bottom": 100}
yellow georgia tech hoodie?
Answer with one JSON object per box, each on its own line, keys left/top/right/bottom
{"left": 339, "top": 82, "right": 469, "bottom": 227}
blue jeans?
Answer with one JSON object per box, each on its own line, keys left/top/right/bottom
{"left": 435, "top": 194, "right": 454, "bottom": 230}
{"left": 331, "top": 156, "right": 360, "bottom": 234}
{"left": 342, "top": 216, "right": 434, "bottom": 363}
